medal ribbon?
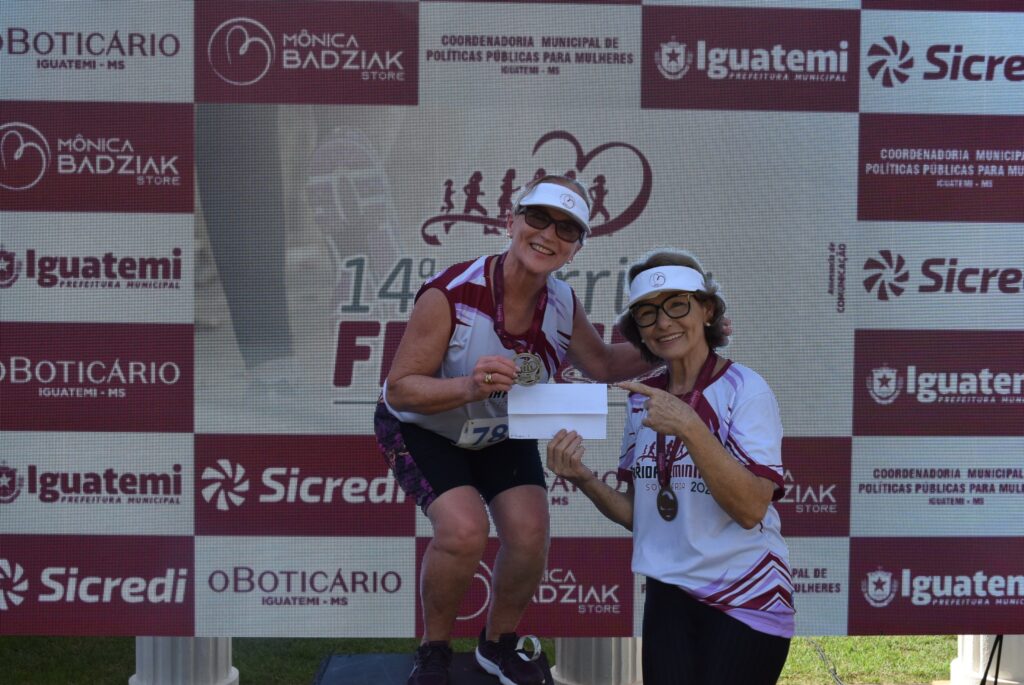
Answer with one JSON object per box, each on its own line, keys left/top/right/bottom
{"left": 491, "top": 251, "right": 548, "bottom": 355}
{"left": 655, "top": 350, "right": 719, "bottom": 490}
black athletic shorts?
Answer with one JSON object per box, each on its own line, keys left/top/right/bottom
{"left": 374, "top": 401, "right": 546, "bottom": 514}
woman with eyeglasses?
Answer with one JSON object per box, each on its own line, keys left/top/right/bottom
{"left": 547, "top": 248, "right": 793, "bottom": 685}
{"left": 375, "top": 174, "right": 656, "bottom": 685}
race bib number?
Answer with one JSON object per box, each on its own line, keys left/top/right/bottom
{"left": 456, "top": 417, "right": 509, "bottom": 450}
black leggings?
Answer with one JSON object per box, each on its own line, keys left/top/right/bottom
{"left": 642, "top": 577, "right": 790, "bottom": 685}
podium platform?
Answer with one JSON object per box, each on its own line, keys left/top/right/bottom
{"left": 312, "top": 652, "right": 554, "bottom": 685}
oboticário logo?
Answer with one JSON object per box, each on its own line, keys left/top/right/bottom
{"left": 863, "top": 250, "right": 909, "bottom": 301}
{"left": 0, "top": 559, "right": 29, "bottom": 611}
{"left": 201, "top": 459, "right": 250, "bottom": 511}
{"left": 208, "top": 17, "right": 276, "bottom": 86}
{"left": 0, "top": 122, "right": 50, "bottom": 191}
{"left": 867, "top": 36, "right": 914, "bottom": 88}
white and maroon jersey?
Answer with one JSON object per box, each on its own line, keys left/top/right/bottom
{"left": 384, "top": 254, "right": 576, "bottom": 444}
{"left": 618, "top": 362, "right": 795, "bottom": 638}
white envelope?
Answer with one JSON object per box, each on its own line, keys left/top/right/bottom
{"left": 507, "top": 383, "right": 607, "bottom": 440}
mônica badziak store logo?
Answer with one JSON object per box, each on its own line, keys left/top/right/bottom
{"left": 0, "top": 107, "right": 193, "bottom": 213}
{"left": 197, "top": 4, "right": 416, "bottom": 104}
{"left": 0, "top": 122, "right": 49, "bottom": 191}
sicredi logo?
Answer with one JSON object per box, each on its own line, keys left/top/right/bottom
{"left": 867, "top": 36, "right": 1024, "bottom": 87}
{"left": 863, "top": 251, "right": 1024, "bottom": 301}
{"left": 863, "top": 567, "right": 1024, "bottom": 608}
{"left": 0, "top": 122, "right": 50, "bottom": 191}
{"left": 657, "top": 38, "right": 849, "bottom": 82}
{"left": 866, "top": 36, "right": 913, "bottom": 88}
{"left": 200, "top": 460, "right": 406, "bottom": 510}
{"left": 39, "top": 567, "right": 188, "bottom": 604}
{"left": 200, "top": 459, "right": 250, "bottom": 511}
{"left": 0, "top": 559, "right": 29, "bottom": 610}
{"left": 0, "top": 561, "right": 187, "bottom": 609}
{"left": 866, "top": 365, "right": 1023, "bottom": 406}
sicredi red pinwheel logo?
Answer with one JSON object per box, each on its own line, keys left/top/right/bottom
{"left": 195, "top": 435, "right": 413, "bottom": 536}
{"left": 0, "top": 559, "right": 29, "bottom": 611}
{"left": 207, "top": 17, "right": 276, "bottom": 86}
{"left": 0, "top": 122, "right": 50, "bottom": 191}
{"left": 867, "top": 36, "right": 913, "bottom": 88}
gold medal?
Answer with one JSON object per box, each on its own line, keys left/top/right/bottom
{"left": 514, "top": 352, "right": 543, "bottom": 386}
{"left": 656, "top": 486, "right": 678, "bottom": 522}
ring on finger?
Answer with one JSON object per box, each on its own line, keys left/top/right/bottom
{"left": 484, "top": 372, "right": 493, "bottom": 385}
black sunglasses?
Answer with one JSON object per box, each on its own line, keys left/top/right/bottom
{"left": 630, "top": 293, "right": 693, "bottom": 328}
{"left": 518, "top": 207, "right": 584, "bottom": 244}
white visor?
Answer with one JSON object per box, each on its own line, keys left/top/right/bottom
{"left": 518, "top": 182, "right": 590, "bottom": 234}
{"left": 627, "top": 266, "right": 706, "bottom": 307}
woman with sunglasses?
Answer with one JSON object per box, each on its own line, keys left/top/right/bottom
{"left": 546, "top": 248, "right": 793, "bottom": 685}
{"left": 376, "top": 174, "right": 655, "bottom": 685}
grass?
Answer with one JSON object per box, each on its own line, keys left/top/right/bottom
{"left": 0, "top": 635, "right": 956, "bottom": 684}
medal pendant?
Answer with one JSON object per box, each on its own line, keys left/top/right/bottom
{"left": 514, "top": 352, "right": 543, "bottom": 386}
{"left": 656, "top": 486, "right": 678, "bottom": 521}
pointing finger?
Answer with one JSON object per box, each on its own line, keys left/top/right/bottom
{"left": 615, "top": 381, "right": 654, "bottom": 397}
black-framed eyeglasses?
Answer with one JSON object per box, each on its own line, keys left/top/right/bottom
{"left": 630, "top": 293, "right": 693, "bottom": 328}
{"left": 518, "top": 207, "right": 584, "bottom": 244}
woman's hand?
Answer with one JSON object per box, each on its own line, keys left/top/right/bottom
{"left": 467, "top": 355, "right": 518, "bottom": 401}
{"left": 546, "top": 429, "right": 593, "bottom": 485}
{"left": 615, "top": 381, "right": 703, "bottom": 438}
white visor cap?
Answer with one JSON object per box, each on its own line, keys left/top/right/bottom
{"left": 518, "top": 182, "right": 590, "bottom": 234}
{"left": 627, "top": 266, "right": 706, "bottom": 307}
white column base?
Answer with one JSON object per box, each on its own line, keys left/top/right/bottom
{"left": 948, "top": 635, "right": 1024, "bottom": 685}
{"left": 129, "top": 637, "right": 239, "bottom": 685}
{"left": 551, "top": 637, "right": 643, "bottom": 685}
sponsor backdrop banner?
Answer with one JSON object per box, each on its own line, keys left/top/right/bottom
{"left": 0, "top": 0, "right": 1021, "bottom": 637}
